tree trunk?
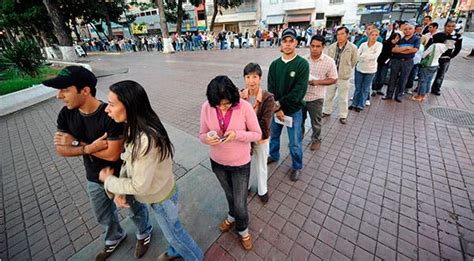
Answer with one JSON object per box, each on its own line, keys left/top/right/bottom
{"left": 42, "top": 0, "right": 73, "bottom": 46}
{"left": 210, "top": 0, "right": 218, "bottom": 32}
{"left": 156, "top": 0, "right": 174, "bottom": 53}
{"left": 72, "top": 19, "right": 82, "bottom": 42}
{"left": 175, "top": 0, "right": 184, "bottom": 34}
{"left": 105, "top": 16, "right": 114, "bottom": 40}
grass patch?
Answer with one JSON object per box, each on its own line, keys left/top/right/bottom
{"left": 0, "top": 66, "right": 62, "bottom": 96}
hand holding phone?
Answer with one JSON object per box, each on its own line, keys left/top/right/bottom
{"left": 221, "top": 130, "right": 236, "bottom": 143}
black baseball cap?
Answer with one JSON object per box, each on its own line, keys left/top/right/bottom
{"left": 281, "top": 28, "right": 297, "bottom": 40}
{"left": 42, "top": 66, "right": 97, "bottom": 90}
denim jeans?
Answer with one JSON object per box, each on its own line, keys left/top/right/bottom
{"left": 353, "top": 70, "right": 375, "bottom": 109}
{"left": 405, "top": 63, "right": 420, "bottom": 90}
{"left": 269, "top": 110, "right": 303, "bottom": 170}
{"left": 87, "top": 182, "right": 152, "bottom": 245}
{"left": 431, "top": 58, "right": 450, "bottom": 94}
{"left": 386, "top": 58, "right": 414, "bottom": 99}
{"left": 211, "top": 159, "right": 250, "bottom": 232}
{"left": 150, "top": 191, "right": 203, "bottom": 261}
{"left": 418, "top": 66, "right": 438, "bottom": 96}
{"left": 302, "top": 99, "right": 324, "bottom": 143}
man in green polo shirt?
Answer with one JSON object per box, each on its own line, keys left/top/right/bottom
{"left": 267, "top": 28, "right": 310, "bottom": 181}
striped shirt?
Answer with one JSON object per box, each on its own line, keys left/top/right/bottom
{"left": 304, "top": 53, "right": 338, "bottom": 102}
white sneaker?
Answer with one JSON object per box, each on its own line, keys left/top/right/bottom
{"left": 366, "top": 100, "right": 371, "bottom": 106}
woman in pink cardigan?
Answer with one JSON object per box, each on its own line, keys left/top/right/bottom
{"left": 199, "top": 76, "right": 261, "bottom": 250}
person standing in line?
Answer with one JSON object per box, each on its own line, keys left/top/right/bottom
{"left": 239, "top": 63, "right": 275, "bottom": 203}
{"left": 383, "top": 23, "right": 420, "bottom": 102}
{"left": 100, "top": 80, "right": 203, "bottom": 261}
{"left": 267, "top": 28, "right": 309, "bottom": 181}
{"left": 322, "top": 26, "right": 358, "bottom": 124}
{"left": 349, "top": 29, "right": 382, "bottom": 112}
{"left": 44, "top": 66, "right": 153, "bottom": 261}
{"left": 427, "top": 20, "right": 463, "bottom": 96}
{"left": 302, "top": 35, "right": 338, "bottom": 151}
{"left": 199, "top": 76, "right": 261, "bottom": 250}
{"left": 371, "top": 33, "right": 401, "bottom": 96}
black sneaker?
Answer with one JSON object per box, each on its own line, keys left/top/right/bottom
{"left": 267, "top": 157, "right": 277, "bottom": 164}
{"left": 96, "top": 234, "right": 127, "bottom": 261}
{"left": 289, "top": 169, "right": 301, "bottom": 181}
{"left": 258, "top": 193, "right": 269, "bottom": 203}
{"left": 135, "top": 234, "right": 151, "bottom": 258}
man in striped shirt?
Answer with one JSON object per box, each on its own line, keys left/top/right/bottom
{"left": 302, "top": 35, "right": 338, "bottom": 151}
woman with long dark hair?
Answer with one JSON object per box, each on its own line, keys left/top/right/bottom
{"left": 99, "top": 80, "right": 203, "bottom": 261}
{"left": 199, "top": 76, "right": 261, "bottom": 250}
{"left": 371, "top": 32, "right": 401, "bottom": 95}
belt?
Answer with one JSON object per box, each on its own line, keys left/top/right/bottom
{"left": 395, "top": 58, "right": 413, "bottom": 61}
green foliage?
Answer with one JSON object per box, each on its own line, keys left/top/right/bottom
{"left": 0, "top": 66, "right": 61, "bottom": 96}
{"left": 0, "top": 40, "right": 46, "bottom": 77}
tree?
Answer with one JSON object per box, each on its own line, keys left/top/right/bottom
{"left": 42, "top": 0, "right": 72, "bottom": 46}
{"left": 167, "top": 0, "right": 201, "bottom": 34}
{"left": 155, "top": 0, "right": 174, "bottom": 53}
{"left": 209, "top": 0, "right": 242, "bottom": 31}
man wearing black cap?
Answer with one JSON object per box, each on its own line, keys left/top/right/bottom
{"left": 267, "top": 28, "right": 310, "bottom": 181}
{"left": 43, "top": 66, "right": 152, "bottom": 260}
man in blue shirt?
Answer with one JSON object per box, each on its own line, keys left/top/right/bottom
{"left": 383, "top": 23, "right": 421, "bottom": 103}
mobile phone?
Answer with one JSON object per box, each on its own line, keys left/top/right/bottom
{"left": 219, "top": 134, "right": 229, "bottom": 142}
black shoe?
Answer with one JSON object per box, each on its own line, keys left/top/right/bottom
{"left": 258, "top": 193, "right": 269, "bottom": 203}
{"left": 394, "top": 98, "right": 402, "bottom": 103}
{"left": 371, "top": 92, "right": 377, "bottom": 97}
{"left": 431, "top": 91, "right": 441, "bottom": 96}
{"left": 339, "top": 118, "right": 347, "bottom": 124}
{"left": 267, "top": 157, "right": 277, "bottom": 164}
{"left": 382, "top": 97, "right": 392, "bottom": 100}
{"left": 96, "top": 234, "right": 127, "bottom": 261}
{"left": 321, "top": 113, "right": 331, "bottom": 118}
{"left": 376, "top": 91, "right": 385, "bottom": 96}
{"left": 135, "top": 234, "right": 151, "bottom": 258}
{"left": 355, "top": 107, "right": 362, "bottom": 112}
{"left": 289, "top": 169, "right": 301, "bottom": 181}
{"left": 348, "top": 105, "right": 354, "bottom": 110}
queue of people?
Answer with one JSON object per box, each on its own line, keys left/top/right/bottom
{"left": 43, "top": 15, "right": 463, "bottom": 260}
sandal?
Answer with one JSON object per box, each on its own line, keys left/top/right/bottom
{"left": 219, "top": 219, "right": 234, "bottom": 233}
{"left": 240, "top": 234, "right": 253, "bottom": 251}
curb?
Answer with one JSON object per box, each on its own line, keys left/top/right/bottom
{"left": 0, "top": 84, "right": 56, "bottom": 117}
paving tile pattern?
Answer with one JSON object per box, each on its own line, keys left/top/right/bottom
{"left": 1, "top": 48, "right": 473, "bottom": 260}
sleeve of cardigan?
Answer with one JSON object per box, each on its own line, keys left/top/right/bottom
{"left": 199, "top": 102, "right": 211, "bottom": 144}
{"left": 234, "top": 103, "right": 262, "bottom": 142}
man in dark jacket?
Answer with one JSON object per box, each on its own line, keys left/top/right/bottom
{"left": 427, "top": 20, "right": 463, "bottom": 96}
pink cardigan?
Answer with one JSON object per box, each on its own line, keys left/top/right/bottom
{"left": 199, "top": 99, "right": 262, "bottom": 166}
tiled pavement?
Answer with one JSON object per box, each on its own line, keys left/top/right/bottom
{"left": 1, "top": 47, "right": 473, "bottom": 260}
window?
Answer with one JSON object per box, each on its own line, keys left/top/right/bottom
{"left": 329, "top": 0, "right": 343, "bottom": 3}
{"left": 151, "top": 10, "right": 157, "bottom": 15}
{"left": 198, "top": 11, "right": 206, "bottom": 20}
{"left": 315, "top": 13, "right": 324, "bottom": 20}
{"left": 270, "top": 0, "right": 278, "bottom": 4}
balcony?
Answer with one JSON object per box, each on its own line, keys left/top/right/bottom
{"left": 283, "top": 0, "right": 316, "bottom": 11}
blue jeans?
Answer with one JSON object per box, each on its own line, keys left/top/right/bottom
{"left": 87, "top": 182, "right": 152, "bottom": 245}
{"left": 353, "top": 70, "right": 375, "bottom": 109}
{"left": 386, "top": 58, "right": 414, "bottom": 99}
{"left": 405, "top": 63, "right": 420, "bottom": 90}
{"left": 269, "top": 110, "right": 303, "bottom": 170}
{"left": 211, "top": 160, "right": 250, "bottom": 233}
{"left": 150, "top": 191, "right": 203, "bottom": 261}
{"left": 418, "top": 66, "right": 438, "bottom": 96}
{"left": 372, "top": 62, "right": 389, "bottom": 91}
{"left": 431, "top": 58, "right": 450, "bottom": 94}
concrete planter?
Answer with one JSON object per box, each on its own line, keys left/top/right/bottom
{"left": 0, "top": 84, "right": 56, "bottom": 117}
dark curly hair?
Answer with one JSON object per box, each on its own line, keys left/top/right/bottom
{"left": 206, "top": 75, "right": 240, "bottom": 108}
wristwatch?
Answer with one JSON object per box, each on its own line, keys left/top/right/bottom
{"left": 72, "top": 140, "right": 80, "bottom": 147}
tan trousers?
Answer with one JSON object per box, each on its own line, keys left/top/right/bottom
{"left": 322, "top": 79, "right": 350, "bottom": 119}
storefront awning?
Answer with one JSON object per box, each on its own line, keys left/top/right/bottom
{"left": 214, "top": 12, "right": 257, "bottom": 23}
{"left": 286, "top": 14, "right": 311, "bottom": 23}
{"left": 266, "top": 15, "right": 285, "bottom": 25}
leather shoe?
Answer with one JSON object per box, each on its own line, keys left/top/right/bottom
{"left": 158, "top": 252, "right": 183, "bottom": 261}
{"left": 267, "top": 157, "right": 277, "bottom": 164}
{"left": 310, "top": 142, "right": 321, "bottom": 151}
{"left": 382, "top": 97, "right": 392, "bottom": 100}
{"left": 394, "top": 97, "right": 402, "bottom": 103}
{"left": 355, "top": 107, "right": 362, "bottom": 112}
{"left": 134, "top": 234, "right": 151, "bottom": 258}
{"left": 258, "top": 193, "right": 269, "bottom": 203}
{"left": 348, "top": 105, "right": 354, "bottom": 110}
{"left": 289, "top": 169, "right": 301, "bottom": 181}
{"left": 431, "top": 91, "right": 441, "bottom": 96}
{"left": 321, "top": 113, "right": 330, "bottom": 118}
{"left": 339, "top": 118, "right": 347, "bottom": 124}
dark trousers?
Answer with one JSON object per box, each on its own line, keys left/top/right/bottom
{"left": 386, "top": 58, "right": 414, "bottom": 99}
{"left": 405, "top": 63, "right": 420, "bottom": 90}
{"left": 431, "top": 58, "right": 451, "bottom": 94}
{"left": 372, "top": 62, "right": 390, "bottom": 91}
{"left": 210, "top": 159, "right": 250, "bottom": 232}
{"left": 302, "top": 99, "right": 324, "bottom": 143}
